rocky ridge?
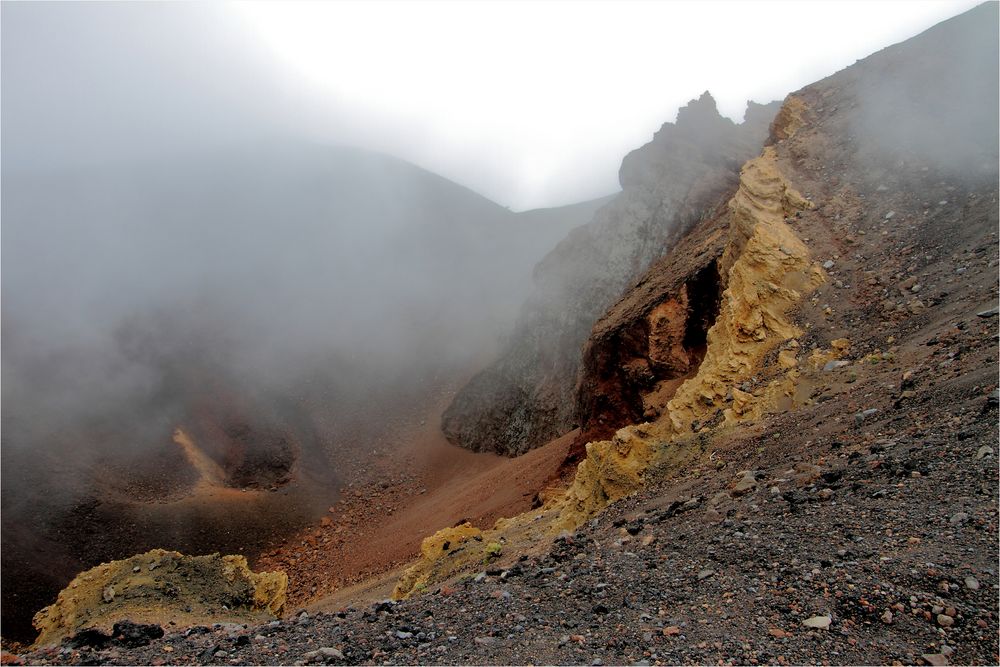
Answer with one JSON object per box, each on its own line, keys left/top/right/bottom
{"left": 441, "top": 94, "right": 779, "bottom": 456}
{"left": 393, "top": 103, "right": 826, "bottom": 597}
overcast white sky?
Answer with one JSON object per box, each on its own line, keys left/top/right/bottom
{"left": 2, "top": 1, "right": 983, "bottom": 210}
{"left": 230, "top": 1, "right": 982, "bottom": 209}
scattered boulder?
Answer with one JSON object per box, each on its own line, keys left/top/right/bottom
{"left": 802, "top": 615, "right": 832, "bottom": 629}
{"left": 732, "top": 471, "right": 759, "bottom": 496}
{"left": 302, "top": 647, "right": 344, "bottom": 664}
{"left": 937, "top": 614, "right": 955, "bottom": 628}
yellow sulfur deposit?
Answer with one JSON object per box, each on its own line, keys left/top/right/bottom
{"left": 393, "top": 522, "right": 494, "bottom": 598}
{"left": 556, "top": 142, "right": 823, "bottom": 529}
{"left": 395, "top": 96, "right": 825, "bottom": 598}
{"left": 32, "top": 549, "right": 286, "bottom": 648}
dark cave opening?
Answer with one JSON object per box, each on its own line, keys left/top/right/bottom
{"left": 682, "top": 260, "right": 722, "bottom": 359}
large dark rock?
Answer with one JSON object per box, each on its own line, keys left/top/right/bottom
{"left": 111, "top": 621, "right": 164, "bottom": 648}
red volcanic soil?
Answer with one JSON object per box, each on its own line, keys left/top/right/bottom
{"left": 254, "top": 393, "right": 574, "bottom": 612}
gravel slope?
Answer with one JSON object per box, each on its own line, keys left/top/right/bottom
{"left": 17, "top": 330, "right": 999, "bottom": 665}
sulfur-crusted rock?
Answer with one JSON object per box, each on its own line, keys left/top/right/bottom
{"left": 558, "top": 139, "right": 823, "bottom": 529}
{"left": 556, "top": 427, "right": 674, "bottom": 529}
{"left": 393, "top": 523, "right": 486, "bottom": 599}
{"left": 31, "top": 549, "right": 286, "bottom": 648}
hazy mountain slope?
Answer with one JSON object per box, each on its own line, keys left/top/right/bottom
{"left": 441, "top": 94, "right": 779, "bottom": 456}
{"left": 2, "top": 142, "right": 597, "bottom": 366}
{"left": 575, "top": 0, "right": 999, "bottom": 450}
{"left": 0, "top": 143, "right": 602, "bottom": 643}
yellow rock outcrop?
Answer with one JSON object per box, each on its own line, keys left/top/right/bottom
{"left": 395, "top": 98, "right": 825, "bottom": 598}
{"left": 769, "top": 95, "right": 808, "bottom": 142}
{"left": 32, "top": 549, "right": 286, "bottom": 648}
{"left": 392, "top": 523, "right": 486, "bottom": 598}
{"left": 555, "top": 144, "right": 823, "bottom": 529}
{"left": 557, "top": 427, "right": 664, "bottom": 529}
{"left": 674, "top": 146, "right": 822, "bottom": 422}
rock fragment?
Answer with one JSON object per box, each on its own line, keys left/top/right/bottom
{"left": 302, "top": 647, "right": 344, "bottom": 664}
{"left": 732, "top": 471, "right": 758, "bottom": 496}
{"left": 802, "top": 615, "right": 832, "bottom": 629}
